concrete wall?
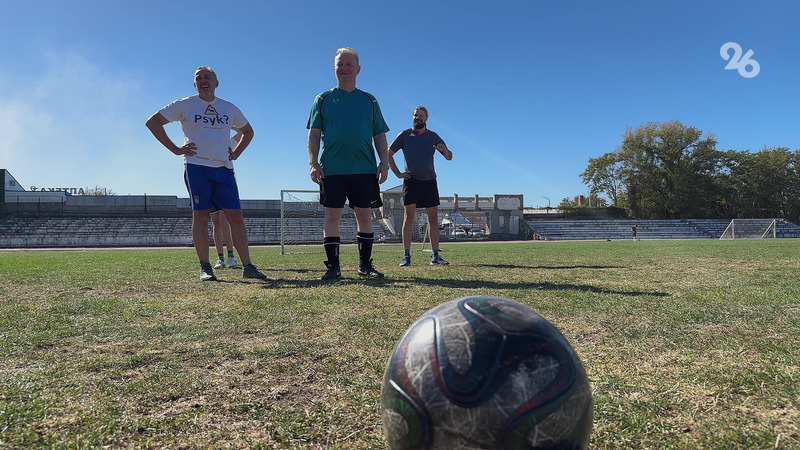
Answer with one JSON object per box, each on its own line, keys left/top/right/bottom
{"left": 1, "top": 192, "right": 281, "bottom": 217}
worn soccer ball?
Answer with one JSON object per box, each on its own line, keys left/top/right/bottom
{"left": 380, "top": 296, "right": 592, "bottom": 449}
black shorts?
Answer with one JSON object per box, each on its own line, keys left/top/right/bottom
{"left": 403, "top": 178, "right": 440, "bottom": 208}
{"left": 320, "top": 174, "right": 383, "bottom": 209}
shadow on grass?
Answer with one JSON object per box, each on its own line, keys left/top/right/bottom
{"left": 268, "top": 267, "right": 318, "bottom": 274}
{"left": 404, "top": 277, "right": 668, "bottom": 297}
{"left": 267, "top": 264, "right": 624, "bottom": 274}
{"left": 210, "top": 278, "right": 280, "bottom": 287}
{"left": 266, "top": 275, "right": 668, "bottom": 297}
{"left": 474, "top": 264, "right": 625, "bottom": 270}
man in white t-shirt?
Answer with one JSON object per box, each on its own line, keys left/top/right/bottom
{"left": 146, "top": 66, "right": 266, "bottom": 282}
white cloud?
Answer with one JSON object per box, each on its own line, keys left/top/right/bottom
{"left": 0, "top": 48, "right": 184, "bottom": 195}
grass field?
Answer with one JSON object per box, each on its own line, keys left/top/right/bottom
{"left": 1, "top": 240, "right": 799, "bottom": 449}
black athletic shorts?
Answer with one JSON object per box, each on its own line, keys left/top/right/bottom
{"left": 320, "top": 174, "right": 383, "bottom": 209}
{"left": 403, "top": 178, "right": 440, "bottom": 208}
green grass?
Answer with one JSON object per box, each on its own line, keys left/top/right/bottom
{"left": 1, "top": 240, "right": 799, "bottom": 449}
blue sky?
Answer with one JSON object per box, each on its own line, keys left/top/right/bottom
{"left": 1, "top": 0, "right": 797, "bottom": 207}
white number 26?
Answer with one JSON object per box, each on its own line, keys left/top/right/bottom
{"left": 720, "top": 42, "right": 760, "bottom": 78}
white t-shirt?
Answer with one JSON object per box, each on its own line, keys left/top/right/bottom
{"left": 158, "top": 95, "right": 248, "bottom": 169}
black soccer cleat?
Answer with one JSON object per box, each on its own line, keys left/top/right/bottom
{"left": 242, "top": 263, "right": 268, "bottom": 280}
{"left": 199, "top": 261, "right": 218, "bottom": 282}
{"left": 358, "top": 259, "right": 384, "bottom": 278}
{"left": 321, "top": 261, "right": 341, "bottom": 281}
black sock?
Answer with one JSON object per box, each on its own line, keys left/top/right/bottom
{"left": 218, "top": 253, "right": 224, "bottom": 261}
{"left": 357, "top": 232, "right": 374, "bottom": 266}
{"left": 324, "top": 237, "right": 340, "bottom": 267}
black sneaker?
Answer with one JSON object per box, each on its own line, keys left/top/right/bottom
{"left": 242, "top": 263, "right": 267, "bottom": 280}
{"left": 321, "top": 261, "right": 341, "bottom": 281}
{"left": 200, "top": 261, "right": 217, "bottom": 282}
{"left": 358, "top": 259, "right": 384, "bottom": 278}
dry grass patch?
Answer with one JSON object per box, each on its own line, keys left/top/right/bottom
{"left": 1, "top": 241, "right": 799, "bottom": 448}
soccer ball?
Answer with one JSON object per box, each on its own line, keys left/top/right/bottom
{"left": 380, "top": 296, "right": 592, "bottom": 449}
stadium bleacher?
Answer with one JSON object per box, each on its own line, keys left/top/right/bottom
{"left": 526, "top": 218, "right": 800, "bottom": 241}
{"left": 2, "top": 215, "right": 800, "bottom": 247}
{"left": 0, "top": 216, "right": 395, "bottom": 248}
{"left": 3, "top": 212, "right": 800, "bottom": 248}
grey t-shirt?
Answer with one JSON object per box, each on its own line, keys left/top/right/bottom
{"left": 389, "top": 128, "right": 445, "bottom": 181}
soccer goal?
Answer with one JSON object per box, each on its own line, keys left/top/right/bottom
{"left": 719, "top": 218, "right": 777, "bottom": 239}
{"left": 280, "top": 190, "right": 329, "bottom": 254}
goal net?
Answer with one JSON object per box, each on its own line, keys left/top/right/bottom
{"left": 279, "top": 190, "right": 324, "bottom": 254}
{"left": 719, "top": 218, "right": 777, "bottom": 239}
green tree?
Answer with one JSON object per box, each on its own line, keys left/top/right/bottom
{"left": 727, "top": 147, "right": 800, "bottom": 220}
{"left": 84, "top": 186, "right": 116, "bottom": 196}
{"left": 558, "top": 197, "right": 577, "bottom": 208}
{"left": 581, "top": 153, "right": 623, "bottom": 206}
{"left": 582, "top": 122, "right": 800, "bottom": 221}
{"left": 585, "top": 121, "right": 721, "bottom": 219}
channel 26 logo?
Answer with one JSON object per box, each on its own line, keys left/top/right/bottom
{"left": 720, "top": 42, "right": 760, "bottom": 78}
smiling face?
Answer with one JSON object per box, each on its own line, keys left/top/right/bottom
{"left": 194, "top": 68, "right": 219, "bottom": 101}
{"left": 413, "top": 108, "right": 428, "bottom": 130}
{"left": 334, "top": 51, "right": 360, "bottom": 90}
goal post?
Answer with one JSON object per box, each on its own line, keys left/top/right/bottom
{"left": 280, "top": 190, "right": 328, "bottom": 254}
{"left": 719, "top": 218, "right": 777, "bottom": 239}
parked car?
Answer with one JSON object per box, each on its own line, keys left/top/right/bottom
{"left": 452, "top": 229, "right": 467, "bottom": 238}
{"left": 470, "top": 230, "right": 485, "bottom": 237}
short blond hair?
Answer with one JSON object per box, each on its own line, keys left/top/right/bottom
{"left": 335, "top": 47, "right": 359, "bottom": 65}
{"left": 194, "top": 65, "right": 217, "bottom": 79}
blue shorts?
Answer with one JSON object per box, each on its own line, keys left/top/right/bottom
{"left": 184, "top": 164, "right": 241, "bottom": 211}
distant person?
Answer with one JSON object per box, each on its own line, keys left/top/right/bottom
{"left": 388, "top": 106, "right": 453, "bottom": 266}
{"left": 212, "top": 211, "right": 236, "bottom": 268}
{"left": 146, "top": 65, "right": 267, "bottom": 282}
{"left": 307, "top": 47, "right": 390, "bottom": 281}
{"left": 212, "top": 130, "right": 244, "bottom": 269}
{"left": 631, "top": 224, "right": 638, "bottom": 241}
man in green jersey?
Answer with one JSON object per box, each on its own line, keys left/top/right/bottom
{"left": 307, "top": 47, "right": 390, "bottom": 280}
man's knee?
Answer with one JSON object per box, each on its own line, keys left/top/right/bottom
{"left": 353, "top": 208, "right": 372, "bottom": 227}
{"left": 193, "top": 209, "right": 211, "bottom": 221}
{"left": 325, "top": 207, "right": 343, "bottom": 220}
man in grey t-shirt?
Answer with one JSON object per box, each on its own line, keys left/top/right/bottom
{"left": 388, "top": 106, "right": 453, "bottom": 266}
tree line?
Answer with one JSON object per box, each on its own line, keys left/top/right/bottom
{"left": 580, "top": 120, "right": 800, "bottom": 221}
